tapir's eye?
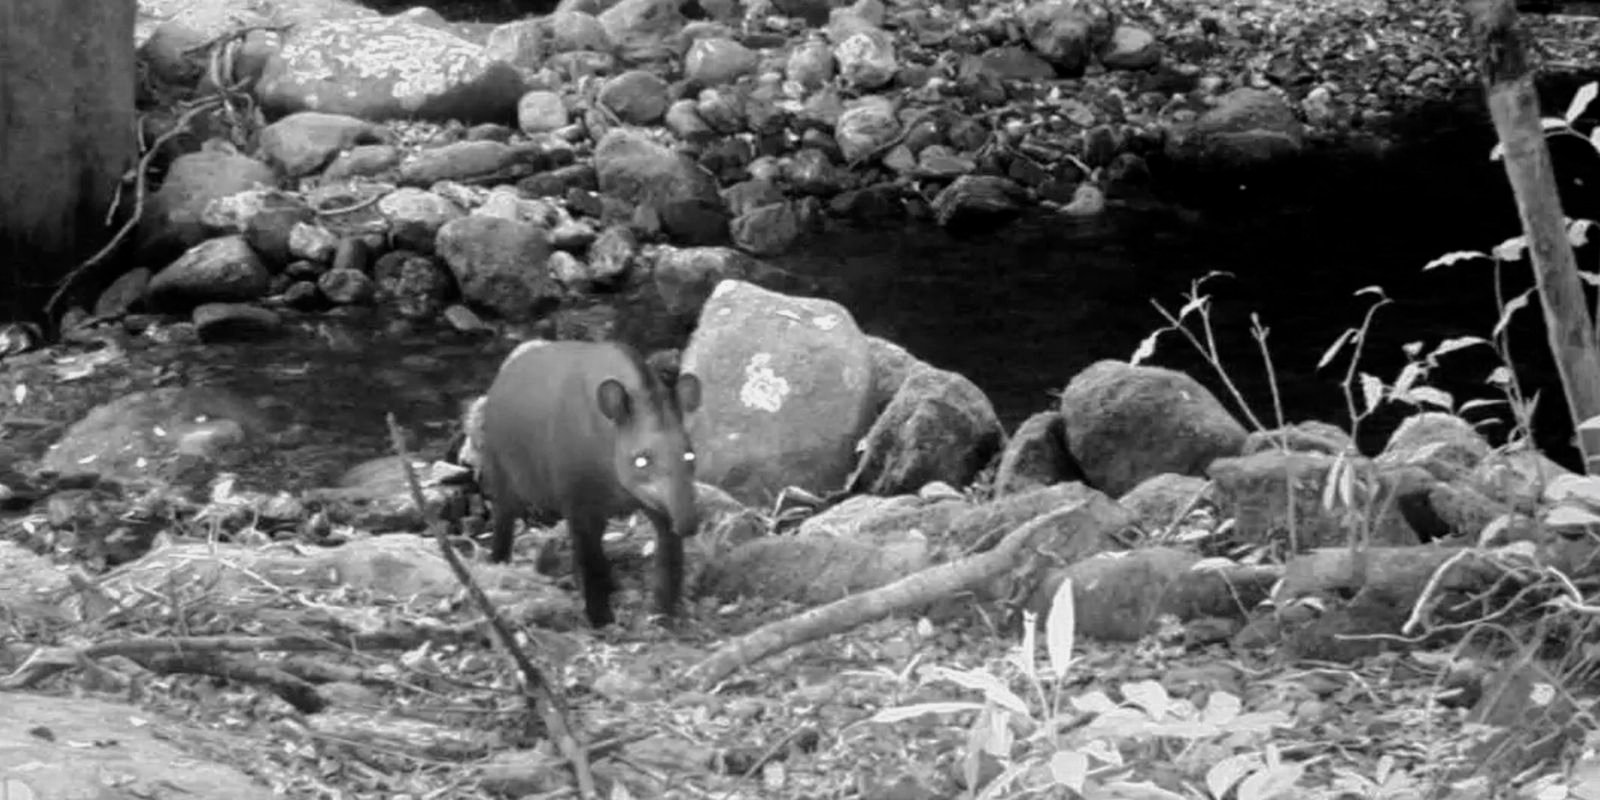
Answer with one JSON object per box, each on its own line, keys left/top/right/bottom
{"left": 633, "top": 454, "right": 651, "bottom": 470}
{"left": 683, "top": 451, "right": 696, "bottom": 464}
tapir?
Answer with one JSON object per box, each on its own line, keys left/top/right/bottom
{"left": 478, "top": 340, "right": 703, "bottom": 628}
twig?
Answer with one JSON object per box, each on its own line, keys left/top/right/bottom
{"left": 1250, "top": 313, "right": 1288, "bottom": 434}
{"left": 43, "top": 99, "right": 222, "bottom": 318}
{"left": 847, "top": 103, "right": 929, "bottom": 170}
{"left": 383, "top": 413, "right": 597, "bottom": 798}
{"left": 143, "top": 651, "right": 326, "bottom": 713}
{"left": 315, "top": 193, "right": 386, "bottom": 217}
{"left": 46, "top": 20, "right": 276, "bottom": 320}
{"left": 1337, "top": 294, "right": 1392, "bottom": 445}
{"left": 1466, "top": 0, "right": 1600, "bottom": 472}
{"left": 181, "top": 23, "right": 294, "bottom": 57}
{"left": 0, "top": 627, "right": 484, "bottom": 690}
{"left": 1149, "top": 482, "right": 1215, "bottom": 542}
{"left": 1146, "top": 280, "right": 1272, "bottom": 432}
{"left": 1399, "top": 546, "right": 1480, "bottom": 636}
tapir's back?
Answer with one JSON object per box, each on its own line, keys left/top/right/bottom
{"left": 480, "top": 341, "right": 643, "bottom": 518}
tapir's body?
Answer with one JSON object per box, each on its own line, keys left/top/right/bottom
{"left": 479, "top": 340, "right": 702, "bottom": 628}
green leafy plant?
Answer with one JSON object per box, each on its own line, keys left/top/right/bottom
{"left": 859, "top": 581, "right": 1298, "bottom": 799}
{"left": 1132, "top": 272, "right": 1416, "bottom": 559}
{"left": 948, "top": 82, "right": 1600, "bottom": 798}
{"left": 1132, "top": 271, "right": 1306, "bottom": 556}
{"left": 1131, "top": 270, "right": 1283, "bottom": 439}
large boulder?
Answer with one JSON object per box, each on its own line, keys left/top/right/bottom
{"left": 1166, "top": 87, "right": 1305, "bottom": 170}
{"left": 1018, "top": 0, "right": 1117, "bottom": 77}
{"left": 593, "top": 127, "right": 730, "bottom": 244}
{"left": 847, "top": 364, "right": 1005, "bottom": 496}
{"left": 993, "top": 410, "right": 1078, "bottom": 495}
{"left": 435, "top": 214, "right": 558, "bottom": 320}
{"left": 4, "top": 693, "right": 278, "bottom": 799}
{"left": 40, "top": 386, "right": 279, "bottom": 485}
{"left": 136, "top": 150, "right": 277, "bottom": 260}
{"left": 255, "top": 111, "right": 386, "bottom": 178}
{"left": 1058, "top": 359, "right": 1247, "bottom": 497}
{"left": 144, "top": 235, "right": 272, "bottom": 312}
{"left": 597, "top": 0, "right": 686, "bottom": 64}
{"left": 681, "top": 280, "right": 875, "bottom": 505}
{"left": 255, "top": 15, "right": 526, "bottom": 123}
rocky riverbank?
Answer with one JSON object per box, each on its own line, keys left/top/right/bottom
{"left": 109, "top": 0, "right": 1600, "bottom": 343}
{"left": 4, "top": 0, "right": 1600, "bottom": 796}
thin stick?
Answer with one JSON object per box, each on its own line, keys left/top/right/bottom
{"left": 46, "top": 20, "right": 286, "bottom": 319}
{"left": 43, "top": 100, "right": 221, "bottom": 317}
{"left": 180, "top": 23, "right": 294, "bottom": 57}
{"left": 384, "top": 413, "right": 598, "bottom": 798}
{"left": 1466, "top": 0, "right": 1600, "bottom": 473}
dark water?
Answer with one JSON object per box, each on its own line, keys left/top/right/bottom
{"left": 799, "top": 208, "right": 1561, "bottom": 463}
{"left": 775, "top": 114, "right": 1600, "bottom": 472}
{"left": 166, "top": 329, "right": 515, "bottom": 488}
{"left": 27, "top": 84, "right": 1596, "bottom": 489}
{"left": 182, "top": 108, "right": 1600, "bottom": 488}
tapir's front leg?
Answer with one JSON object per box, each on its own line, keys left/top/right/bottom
{"left": 566, "top": 509, "right": 616, "bottom": 628}
{"left": 645, "top": 509, "right": 684, "bottom": 624}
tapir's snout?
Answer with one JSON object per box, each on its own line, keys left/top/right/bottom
{"left": 666, "top": 477, "right": 700, "bottom": 538}
{"left": 631, "top": 468, "right": 700, "bottom": 538}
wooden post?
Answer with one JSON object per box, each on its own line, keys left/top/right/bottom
{"left": 0, "top": 0, "right": 137, "bottom": 324}
{"left": 1465, "top": 0, "right": 1600, "bottom": 474}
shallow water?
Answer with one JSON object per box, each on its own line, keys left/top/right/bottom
{"left": 16, "top": 94, "right": 1600, "bottom": 490}
{"left": 794, "top": 179, "right": 1593, "bottom": 471}
{"left": 146, "top": 324, "right": 518, "bottom": 489}
{"left": 113, "top": 163, "right": 1600, "bottom": 490}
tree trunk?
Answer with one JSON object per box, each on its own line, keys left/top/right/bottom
{"left": 1464, "top": 0, "right": 1600, "bottom": 473}
{"left": 0, "top": 0, "right": 137, "bottom": 325}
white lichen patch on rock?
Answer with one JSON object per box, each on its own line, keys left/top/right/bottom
{"left": 738, "top": 353, "right": 791, "bottom": 413}
{"left": 255, "top": 15, "right": 525, "bottom": 122}
{"left": 282, "top": 23, "right": 491, "bottom": 109}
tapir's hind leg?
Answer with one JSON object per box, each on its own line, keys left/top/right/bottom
{"left": 482, "top": 461, "right": 524, "bottom": 564}
{"left": 488, "top": 502, "right": 520, "bottom": 563}
{"left": 565, "top": 508, "right": 616, "bottom": 628}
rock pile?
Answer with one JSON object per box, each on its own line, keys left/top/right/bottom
{"left": 109, "top": 0, "right": 1330, "bottom": 338}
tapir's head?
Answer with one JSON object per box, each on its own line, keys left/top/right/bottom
{"left": 597, "top": 371, "right": 703, "bottom": 537}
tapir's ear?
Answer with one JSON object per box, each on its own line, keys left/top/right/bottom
{"left": 596, "top": 378, "right": 632, "bottom": 424}
{"left": 676, "top": 373, "right": 702, "bottom": 415}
